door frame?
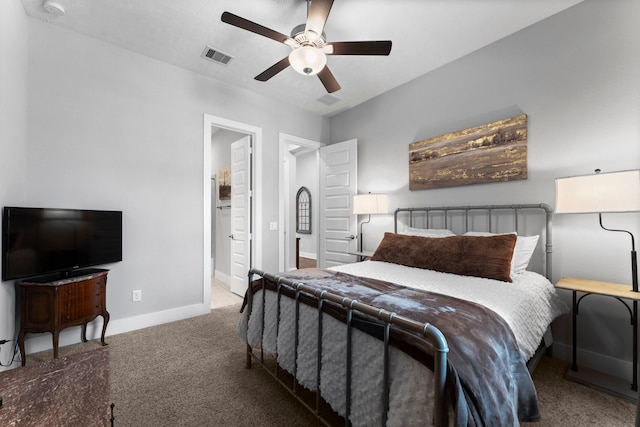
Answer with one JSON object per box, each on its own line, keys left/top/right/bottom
{"left": 278, "top": 133, "right": 323, "bottom": 272}
{"left": 204, "top": 114, "right": 262, "bottom": 304}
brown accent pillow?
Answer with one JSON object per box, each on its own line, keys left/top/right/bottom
{"left": 370, "top": 232, "right": 517, "bottom": 282}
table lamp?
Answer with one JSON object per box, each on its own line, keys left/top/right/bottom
{"left": 555, "top": 169, "right": 640, "bottom": 291}
{"left": 353, "top": 194, "right": 388, "bottom": 252}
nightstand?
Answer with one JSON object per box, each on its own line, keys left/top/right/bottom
{"left": 555, "top": 277, "right": 640, "bottom": 401}
{"left": 16, "top": 269, "right": 110, "bottom": 366}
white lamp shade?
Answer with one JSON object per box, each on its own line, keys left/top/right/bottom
{"left": 289, "top": 46, "right": 327, "bottom": 76}
{"left": 555, "top": 170, "right": 640, "bottom": 213}
{"left": 353, "top": 194, "right": 389, "bottom": 215}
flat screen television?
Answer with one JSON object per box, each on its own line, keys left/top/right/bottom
{"left": 2, "top": 207, "right": 122, "bottom": 281}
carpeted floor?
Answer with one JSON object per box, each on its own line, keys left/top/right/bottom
{"left": 523, "top": 357, "right": 635, "bottom": 427}
{"left": 25, "top": 304, "right": 636, "bottom": 426}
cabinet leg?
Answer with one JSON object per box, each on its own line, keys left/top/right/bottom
{"left": 18, "top": 331, "right": 26, "bottom": 366}
{"left": 81, "top": 323, "right": 88, "bottom": 343}
{"left": 100, "top": 311, "right": 110, "bottom": 346}
{"left": 53, "top": 331, "right": 60, "bottom": 359}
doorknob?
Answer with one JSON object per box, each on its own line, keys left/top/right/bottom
{"left": 228, "top": 234, "right": 234, "bottom": 240}
{"left": 345, "top": 235, "right": 355, "bottom": 240}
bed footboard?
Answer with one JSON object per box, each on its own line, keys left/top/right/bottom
{"left": 244, "top": 268, "right": 450, "bottom": 427}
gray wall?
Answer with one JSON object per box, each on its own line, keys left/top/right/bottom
{"left": 330, "top": 0, "right": 640, "bottom": 377}
{"left": 0, "top": 0, "right": 28, "bottom": 370}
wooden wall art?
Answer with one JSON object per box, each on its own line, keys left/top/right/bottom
{"left": 409, "top": 114, "right": 528, "bottom": 190}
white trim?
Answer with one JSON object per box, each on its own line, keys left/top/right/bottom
{"left": 20, "top": 303, "right": 210, "bottom": 359}
{"left": 204, "top": 114, "right": 263, "bottom": 306}
{"left": 299, "top": 251, "right": 317, "bottom": 259}
{"left": 214, "top": 270, "right": 231, "bottom": 285}
{"left": 278, "top": 133, "right": 324, "bottom": 271}
{"left": 553, "top": 341, "right": 633, "bottom": 381}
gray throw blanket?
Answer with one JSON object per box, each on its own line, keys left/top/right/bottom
{"left": 247, "top": 268, "right": 539, "bottom": 426}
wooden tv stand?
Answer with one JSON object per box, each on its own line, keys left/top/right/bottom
{"left": 16, "top": 269, "right": 110, "bottom": 366}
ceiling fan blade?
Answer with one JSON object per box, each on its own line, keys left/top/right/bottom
{"left": 305, "top": 0, "right": 334, "bottom": 39}
{"left": 328, "top": 41, "right": 392, "bottom": 56}
{"left": 255, "top": 57, "right": 291, "bottom": 82}
{"left": 221, "top": 11, "right": 290, "bottom": 44}
{"left": 317, "top": 66, "right": 341, "bottom": 93}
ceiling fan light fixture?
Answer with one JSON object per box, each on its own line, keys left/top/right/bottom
{"left": 221, "top": 1, "right": 391, "bottom": 93}
{"left": 289, "top": 46, "right": 327, "bottom": 76}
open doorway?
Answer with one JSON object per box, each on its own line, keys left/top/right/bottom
{"left": 204, "top": 114, "right": 263, "bottom": 309}
{"left": 279, "top": 133, "right": 323, "bottom": 272}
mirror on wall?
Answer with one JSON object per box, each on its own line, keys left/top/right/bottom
{"left": 296, "top": 186, "right": 311, "bottom": 234}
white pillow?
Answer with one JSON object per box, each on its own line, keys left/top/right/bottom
{"left": 401, "top": 226, "right": 455, "bottom": 238}
{"left": 463, "top": 231, "right": 539, "bottom": 275}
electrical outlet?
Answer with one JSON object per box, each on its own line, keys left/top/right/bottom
{"left": 132, "top": 290, "right": 142, "bottom": 302}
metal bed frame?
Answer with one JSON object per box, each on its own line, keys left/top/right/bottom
{"left": 244, "top": 203, "right": 553, "bottom": 427}
{"left": 245, "top": 269, "right": 449, "bottom": 427}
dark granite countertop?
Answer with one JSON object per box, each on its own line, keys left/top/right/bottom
{"left": 0, "top": 347, "right": 110, "bottom": 426}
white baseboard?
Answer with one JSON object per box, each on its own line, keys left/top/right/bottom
{"left": 299, "top": 252, "right": 316, "bottom": 259}
{"left": 19, "top": 302, "right": 210, "bottom": 361}
{"left": 214, "top": 270, "right": 231, "bottom": 284}
{"left": 552, "top": 341, "right": 634, "bottom": 382}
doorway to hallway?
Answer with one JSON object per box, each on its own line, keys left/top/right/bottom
{"left": 279, "top": 133, "right": 323, "bottom": 272}
{"left": 210, "top": 128, "right": 249, "bottom": 299}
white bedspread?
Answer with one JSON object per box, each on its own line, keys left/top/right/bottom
{"left": 239, "top": 263, "right": 568, "bottom": 426}
{"left": 330, "top": 260, "right": 568, "bottom": 360}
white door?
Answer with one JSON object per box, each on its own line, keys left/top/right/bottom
{"left": 230, "top": 135, "right": 251, "bottom": 295}
{"left": 318, "top": 139, "right": 358, "bottom": 268}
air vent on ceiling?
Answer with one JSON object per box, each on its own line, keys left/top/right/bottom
{"left": 317, "top": 94, "right": 341, "bottom": 106}
{"left": 201, "top": 46, "right": 233, "bottom": 65}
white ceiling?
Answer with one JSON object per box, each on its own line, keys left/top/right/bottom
{"left": 21, "top": 0, "right": 583, "bottom": 117}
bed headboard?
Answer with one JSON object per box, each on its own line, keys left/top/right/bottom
{"left": 393, "top": 204, "right": 553, "bottom": 279}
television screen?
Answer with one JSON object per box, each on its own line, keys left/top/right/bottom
{"left": 2, "top": 207, "right": 122, "bottom": 281}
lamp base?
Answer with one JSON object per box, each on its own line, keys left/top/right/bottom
{"left": 565, "top": 366, "right": 638, "bottom": 402}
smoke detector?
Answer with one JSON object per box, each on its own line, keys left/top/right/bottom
{"left": 44, "top": 1, "right": 65, "bottom": 17}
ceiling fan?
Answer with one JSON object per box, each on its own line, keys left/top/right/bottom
{"left": 221, "top": 0, "right": 392, "bottom": 93}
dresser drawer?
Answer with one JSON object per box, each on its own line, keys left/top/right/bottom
{"left": 59, "top": 277, "right": 106, "bottom": 323}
